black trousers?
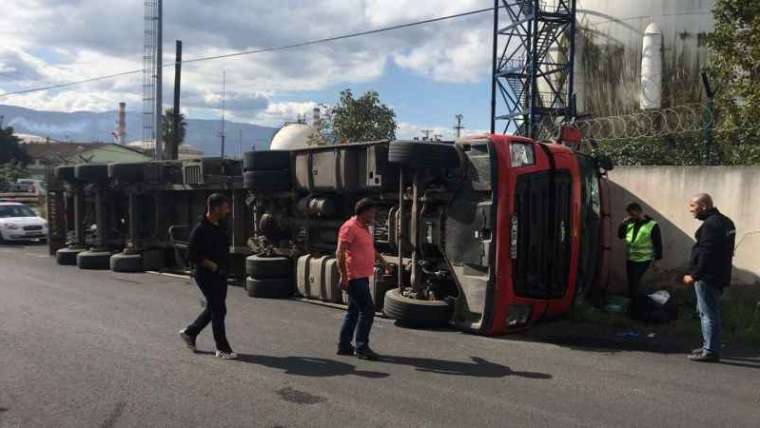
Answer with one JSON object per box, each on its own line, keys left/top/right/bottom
{"left": 626, "top": 260, "right": 652, "bottom": 300}
{"left": 185, "top": 270, "right": 232, "bottom": 353}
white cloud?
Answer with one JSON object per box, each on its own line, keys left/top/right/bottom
{"left": 256, "top": 101, "right": 319, "bottom": 127}
{"left": 0, "top": 1, "right": 494, "bottom": 124}
{"left": 393, "top": 28, "right": 492, "bottom": 83}
{"left": 396, "top": 122, "right": 453, "bottom": 140}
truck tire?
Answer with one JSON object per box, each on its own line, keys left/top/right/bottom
{"left": 110, "top": 252, "right": 143, "bottom": 273}
{"left": 56, "top": 247, "right": 83, "bottom": 265}
{"left": 245, "top": 255, "right": 292, "bottom": 279}
{"left": 243, "top": 151, "right": 291, "bottom": 172}
{"left": 383, "top": 288, "right": 453, "bottom": 328}
{"left": 75, "top": 164, "right": 109, "bottom": 183}
{"left": 55, "top": 166, "right": 77, "bottom": 183}
{"left": 243, "top": 171, "right": 291, "bottom": 192}
{"left": 77, "top": 250, "right": 112, "bottom": 270}
{"left": 245, "top": 277, "right": 294, "bottom": 299}
{"left": 388, "top": 142, "right": 460, "bottom": 169}
{"left": 109, "top": 162, "right": 146, "bottom": 182}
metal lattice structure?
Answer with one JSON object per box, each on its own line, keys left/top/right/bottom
{"left": 490, "top": 0, "right": 577, "bottom": 139}
{"left": 142, "top": 0, "right": 158, "bottom": 147}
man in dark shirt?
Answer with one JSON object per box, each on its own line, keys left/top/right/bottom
{"left": 683, "top": 193, "right": 736, "bottom": 363}
{"left": 618, "top": 202, "right": 663, "bottom": 303}
{"left": 179, "top": 193, "right": 237, "bottom": 360}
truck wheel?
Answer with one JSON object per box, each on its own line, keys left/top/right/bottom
{"left": 109, "top": 162, "right": 146, "bottom": 182}
{"left": 245, "top": 255, "right": 292, "bottom": 279}
{"left": 110, "top": 252, "right": 143, "bottom": 273}
{"left": 77, "top": 250, "right": 112, "bottom": 270}
{"left": 245, "top": 277, "right": 294, "bottom": 299}
{"left": 75, "top": 164, "right": 109, "bottom": 183}
{"left": 383, "top": 288, "right": 453, "bottom": 328}
{"left": 55, "top": 166, "right": 77, "bottom": 183}
{"left": 243, "top": 171, "right": 291, "bottom": 192}
{"left": 243, "top": 151, "right": 291, "bottom": 172}
{"left": 56, "top": 247, "right": 83, "bottom": 265}
{"left": 388, "top": 142, "right": 460, "bottom": 169}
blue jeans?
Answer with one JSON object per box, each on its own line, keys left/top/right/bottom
{"left": 338, "top": 278, "right": 375, "bottom": 352}
{"left": 695, "top": 280, "right": 722, "bottom": 354}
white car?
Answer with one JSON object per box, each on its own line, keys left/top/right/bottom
{"left": 0, "top": 202, "right": 48, "bottom": 243}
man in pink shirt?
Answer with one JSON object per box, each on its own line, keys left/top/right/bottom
{"left": 337, "top": 198, "right": 389, "bottom": 360}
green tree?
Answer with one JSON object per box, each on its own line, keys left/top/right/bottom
{"left": 161, "top": 108, "right": 187, "bottom": 146}
{"left": 707, "top": 0, "right": 760, "bottom": 163}
{"left": 0, "top": 126, "right": 29, "bottom": 164}
{"left": 331, "top": 89, "right": 396, "bottom": 143}
{"left": 0, "top": 126, "right": 29, "bottom": 191}
{"left": 0, "top": 161, "right": 29, "bottom": 191}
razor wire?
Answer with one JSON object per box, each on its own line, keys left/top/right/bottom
{"left": 537, "top": 103, "right": 759, "bottom": 144}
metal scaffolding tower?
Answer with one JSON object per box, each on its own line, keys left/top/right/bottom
{"left": 490, "top": 0, "right": 577, "bottom": 139}
{"left": 142, "top": 0, "right": 163, "bottom": 157}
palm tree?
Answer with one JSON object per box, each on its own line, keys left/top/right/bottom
{"left": 162, "top": 108, "right": 187, "bottom": 146}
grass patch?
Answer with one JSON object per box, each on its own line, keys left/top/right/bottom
{"left": 569, "top": 284, "right": 760, "bottom": 348}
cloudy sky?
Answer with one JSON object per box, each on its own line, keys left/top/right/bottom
{"left": 0, "top": 0, "right": 496, "bottom": 138}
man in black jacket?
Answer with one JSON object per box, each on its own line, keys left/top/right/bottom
{"left": 179, "top": 193, "right": 237, "bottom": 360}
{"left": 683, "top": 193, "right": 736, "bottom": 363}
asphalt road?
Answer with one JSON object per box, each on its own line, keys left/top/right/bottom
{"left": 1, "top": 244, "right": 759, "bottom": 428}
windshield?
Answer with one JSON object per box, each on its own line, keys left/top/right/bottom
{"left": 0, "top": 205, "right": 37, "bottom": 218}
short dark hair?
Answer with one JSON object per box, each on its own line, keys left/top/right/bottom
{"left": 354, "top": 198, "right": 377, "bottom": 216}
{"left": 626, "top": 202, "right": 643, "bottom": 213}
{"left": 207, "top": 193, "right": 230, "bottom": 211}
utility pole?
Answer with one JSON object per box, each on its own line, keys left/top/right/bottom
{"left": 421, "top": 129, "right": 432, "bottom": 141}
{"left": 154, "top": 0, "right": 163, "bottom": 160}
{"left": 220, "top": 70, "right": 226, "bottom": 159}
{"left": 170, "top": 40, "right": 182, "bottom": 160}
{"left": 454, "top": 114, "right": 464, "bottom": 138}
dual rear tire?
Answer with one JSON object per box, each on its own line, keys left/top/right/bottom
{"left": 244, "top": 255, "right": 294, "bottom": 298}
{"left": 242, "top": 151, "right": 292, "bottom": 193}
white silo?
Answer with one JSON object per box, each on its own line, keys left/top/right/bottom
{"left": 640, "top": 22, "right": 663, "bottom": 110}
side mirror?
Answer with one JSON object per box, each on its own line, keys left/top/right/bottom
{"left": 595, "top": 154, "right": 614, "bottom": 172}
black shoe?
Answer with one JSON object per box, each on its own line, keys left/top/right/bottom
{"left": 356, "top": 347, "right": 380, "bottom": 361}
{"left": 688, "top": 351, "right": 720, "bottom": 363}
{"left": 178, "top": 329, "right": 197, "bottom": 352}
{"left": 337, "top": 345, "right": 355, "bottom": 356}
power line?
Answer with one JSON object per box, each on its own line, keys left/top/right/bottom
{"left": 0, "top": 7, "right": 494, "bottom": 100}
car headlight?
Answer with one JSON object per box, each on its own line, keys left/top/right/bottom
{"left": 4, "top": 223, "right": 20, "bottom": 230}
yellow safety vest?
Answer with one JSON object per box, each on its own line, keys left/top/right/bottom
{"left": 625, "top": 220, "right": 656, "bottom": 262}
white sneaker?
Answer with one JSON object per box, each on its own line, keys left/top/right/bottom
{"left": 215, "top": 350, "right": 238, "bottom": 360}
{"left": 178, "top": 329, "right": 197, "bottom": 352}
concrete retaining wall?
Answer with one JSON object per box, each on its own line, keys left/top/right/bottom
{"left": 607, "top": 167, "right": 760, "bottom": 292}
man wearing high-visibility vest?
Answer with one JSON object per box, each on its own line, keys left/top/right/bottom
{"left": 618, "top": 202, "right": 663, "bottom": 302}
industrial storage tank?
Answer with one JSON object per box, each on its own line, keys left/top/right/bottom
{"left": 574, "top": 0, "right": 714, "bottom": 116}
{"left": 269, "top": 123, "right": 321, "bottom": 150}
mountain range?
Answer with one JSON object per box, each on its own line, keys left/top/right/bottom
{"left": 0, "top": 104, "right": 279, "bottom": 156}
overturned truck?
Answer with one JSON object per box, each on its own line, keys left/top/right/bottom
{"left": 243, "top": 134, "right": 611, "bottom": 335}
{"left": 47, "top": 134, "right": 611, "bottom": 336}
